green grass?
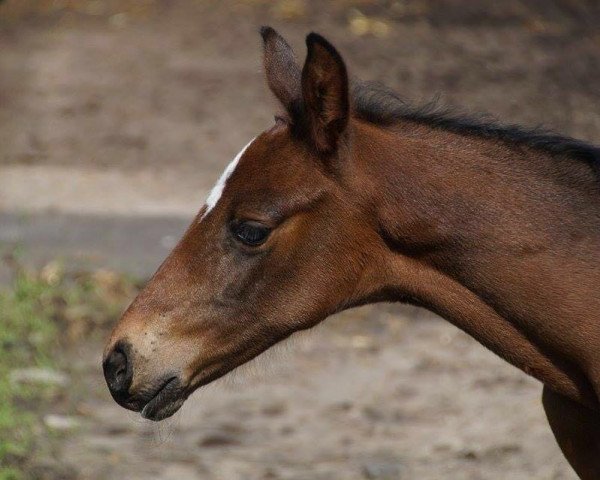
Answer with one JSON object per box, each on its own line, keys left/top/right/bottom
{"left": 0, "top": 259, "right": 138, "bottom": 479}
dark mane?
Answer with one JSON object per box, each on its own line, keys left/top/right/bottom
{"left": 352, "top": 82, "right": 600, "bottom": 173}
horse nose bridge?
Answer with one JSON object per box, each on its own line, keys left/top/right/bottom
{"left": 108, "top": 296, "right": 182, "bottom": 346}
{"left": 112, "top": 279, "right": 180, "bottom": 328}
{"left": 106, "top": 307, "right": 145, "bottom": 347}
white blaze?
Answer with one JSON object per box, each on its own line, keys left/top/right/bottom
{"left": 201, "top": 137, "right": 255, "bottom": 219}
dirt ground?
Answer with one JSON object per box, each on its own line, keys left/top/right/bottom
{"left": 1, "top": 1, "right": 600, "bottom": 478}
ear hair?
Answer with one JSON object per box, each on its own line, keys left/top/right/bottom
{"left": 260, "top": 26, "right": 302, "bottom": 115}
{"left": 301, "top": 32, "right": 349, "bottom": 154}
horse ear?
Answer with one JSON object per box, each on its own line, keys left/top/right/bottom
{"left": 260, "top": 26, "right": 301, "bottom": 115}
{"left": 301, "top": 33, "right": 349, "bottom": 154}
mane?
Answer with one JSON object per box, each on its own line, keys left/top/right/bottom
{"left": 352, "top": 82, "right": 600, "bottom": 174}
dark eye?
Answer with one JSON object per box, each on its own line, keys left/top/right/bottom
{"left": 231, "top": 221, "right": 271, "bottom": 247}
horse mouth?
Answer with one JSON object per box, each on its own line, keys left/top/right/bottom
{"left": 140, "top": 377, "right": 185, "bottom": 421}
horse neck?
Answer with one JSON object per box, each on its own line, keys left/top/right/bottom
{"left": 350, "top": 119, "right": 600, "bottom": 390}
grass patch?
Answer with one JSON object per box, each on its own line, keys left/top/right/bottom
{"left": 0, "top": 257, "right": 139, "bottom": 479}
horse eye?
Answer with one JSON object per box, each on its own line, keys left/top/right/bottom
{"left": 231, "top": 221, "right": 271, "bottom": 247}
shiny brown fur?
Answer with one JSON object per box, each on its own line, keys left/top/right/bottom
{"left": 103, "top": 28, "right": 600, "bottom": 478}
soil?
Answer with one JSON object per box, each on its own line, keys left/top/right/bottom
{"left": 1, "top": 1, "right": 599, "bottom": 478}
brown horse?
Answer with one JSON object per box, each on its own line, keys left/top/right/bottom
{"left": 103, "top": 28, "right": 600, "bottom": 478}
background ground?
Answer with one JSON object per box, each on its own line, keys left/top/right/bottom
{"left": 1, "top": 1, "right": 599, "bottom": 478}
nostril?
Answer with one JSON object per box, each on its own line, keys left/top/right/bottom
{"left": 103, "top": 343, "right": 133, "bottom": 400}
{"left": 115, "top": 365, "right": 126, "bottom": 384}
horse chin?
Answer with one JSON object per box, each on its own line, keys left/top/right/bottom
{"left": 139, "top": 377, "right": 187, "bottom": 421}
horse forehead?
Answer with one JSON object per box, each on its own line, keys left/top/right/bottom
{"left": 201, "top": 128, "right": 312, "bottom": 219}
{"left": 227, "top": 132, "right": 303, "bottom": 184}
{"left": 201, "top": 137, "right": 256, "bottom": 219}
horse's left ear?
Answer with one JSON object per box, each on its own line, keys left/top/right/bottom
{"left": 301, "top": 33, "right": 349, "bottom": 154}
{"left": 261, "top": 26, "right": 302, "bottom": 116}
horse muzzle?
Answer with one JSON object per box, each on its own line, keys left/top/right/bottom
{"left": 102, "top": 341, "right": 187, "bottom": 421}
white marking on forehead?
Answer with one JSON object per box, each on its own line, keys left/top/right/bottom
{"left": 201, "top": 137, "right": 256, "bottom": 220}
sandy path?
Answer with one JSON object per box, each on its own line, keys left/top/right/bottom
{"left": 0, "top": 164, "right": 207, "bottom": 217}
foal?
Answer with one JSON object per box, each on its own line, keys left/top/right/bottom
{"left": 103, "top": 28, "right": 600, "bottom": 478}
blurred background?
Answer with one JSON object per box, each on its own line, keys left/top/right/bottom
{"left": 0, "top": 1, "right": 599, "bottom": 479}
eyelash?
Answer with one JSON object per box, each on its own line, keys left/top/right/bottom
{"left": 231, "top": 221, "right": 271, "bottom": 247}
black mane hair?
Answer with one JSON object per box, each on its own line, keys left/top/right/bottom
{"left": 352, "top": 81, "right": 600, "bottom": 174}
